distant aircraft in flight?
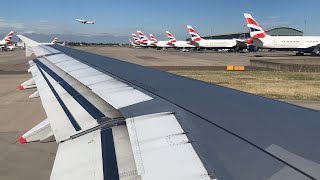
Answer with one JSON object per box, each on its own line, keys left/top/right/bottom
{"left": 75, "top": 19, "right": 95, "bottom": 24}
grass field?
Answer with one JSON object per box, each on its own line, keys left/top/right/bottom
{"left": 171, "top": 71, "right": 320, "bottom": 100}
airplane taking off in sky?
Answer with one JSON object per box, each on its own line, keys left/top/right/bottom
{"left": 244, "top": 13, "right": 320, "bottom": 55}
{"left": 75, "top": 19, "right": 95, "bottom": 24}
{"left": 0, "top": 31, "right": 14, "bottom": 47}
{"left": 187, "top": 25, "right": 247, "bottom": 51}
{"left": 149, "top": 34, "right": 171, "bottom": 48}
{"left": 166, "top": 31, "right": 195, "bottom": 49}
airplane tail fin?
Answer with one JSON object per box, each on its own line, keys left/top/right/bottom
{"left": 51, "top": 37, "right": 58, "bottom": 44}
{"left": 149, "top": 34, "right": 158, "bottom": 43}
{"left": 3, "top": 31, "right": 14, "bottom": 43}
{"left": 132, "top": 34, "right": 141, "bottom": 43}
{"left": 92, "top": 20, "right": 95, "bottom": 24}
{"left": 137, "top": 31, "right": 149, "bottom": 43}
{"left": 166, "top": 31, "right": 177, "bottom": 44}
{"left": 187, "top": 25, "right": 202, "bottom": 42}
{"left": 244, "top": 13, "right": 267, "bottom": 38}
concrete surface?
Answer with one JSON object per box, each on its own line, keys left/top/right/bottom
{"left": 0, "top": 50, "right": 57, "bottom": 180}
{"left": 0, "top": 47, "right": 319, "bottom": 180}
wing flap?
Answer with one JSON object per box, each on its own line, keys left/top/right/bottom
{"left": 50, "top": 129, "right": 104, "bottom": 180}
{"left": 126, "top": 112, "right": 211, "bottom": 179}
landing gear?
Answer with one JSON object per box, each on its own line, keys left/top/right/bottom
{"left": 295, "top": 52, "right": 304, "bottom": 56}
{"left": 311, "top": 51, "right": 320, "bottom": 56}
{"left": 181, "top": 48, "right": 189, "bottom": 52}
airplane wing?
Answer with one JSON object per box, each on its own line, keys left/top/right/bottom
{"left": 75, "top": 19, "right": 86, "bottom": 23}
{"left": 17, "top": 35, "right": 320, "bottom": 180}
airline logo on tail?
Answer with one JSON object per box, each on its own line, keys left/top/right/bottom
{"left": 132, "top": 34, "right": 141, "bottom": 43}
{"left": 51, "top": 37, "right": 58, "bottom": 44}
{"left": 149, "top": 34, "right": 158, "bottom": 43}
{"left": 3, "top": 31, "right": 14, "bottom": 42}
{"left": 137, "top": 31, "right": 149, "bottom": 43}
{"left": 244, "top": 13, "right": 266, "bottom": 39}
{"left": 187, "top": 25, "right": 202, "bottom": 42}
{"left": 166, "top": 31, "right": 177, "bottom": 44}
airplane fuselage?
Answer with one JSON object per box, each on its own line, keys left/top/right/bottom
{"left": 154, "top": 41, "right": 171, "bottom": 48}
{"left": 141, "top": 40, "right": 156, "bottom": 47}
{"left": 172, "top": 41, "right": 195, "bottom": 48}
{"left": 253, "top": 36, "right": 320, "bottom": 52}
{"left": 196, "top": 39, "right": 239, "bottom": 49}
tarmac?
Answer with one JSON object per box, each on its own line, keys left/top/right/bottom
{"left": 0, "top": 50, "right": 56, "bottom": 180}
{"left": 0, "top": 47, "right": 319, "bottom": 180}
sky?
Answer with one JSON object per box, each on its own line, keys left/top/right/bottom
{"left": 2, "top": 0, "right": 320, "bottom": 42}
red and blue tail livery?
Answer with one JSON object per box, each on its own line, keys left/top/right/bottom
{"left": 132, "top": 34, "right": 141, "bottom": 43}
{"left": 137, "top": 30, "right": 149, "bottom": 43}
{"left": 149, "top": 34, "right": 158, "bottom": 43}
{"left": 3, "top": 31, "right": 14, "bottom": 42}
{"left": 187, "top": 25, "right": 202, "bottom": 42}
{"left": 244, "top": 13, "right": 267, "bottom": 39}
{"left": 166, "top": 31, "right": 177, "bottom": 44}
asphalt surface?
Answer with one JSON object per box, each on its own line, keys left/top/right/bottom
{"left": 0, "top": 47, "right": 319, "bottom": 180}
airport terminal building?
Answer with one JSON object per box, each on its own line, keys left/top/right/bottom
{"left": 201, "top": 26, "right": 303, "bottom": 40}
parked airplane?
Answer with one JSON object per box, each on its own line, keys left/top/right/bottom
{"left": 0, "top": 31, "right": 14, "bottom": 47}
{"left": 131, "top": 34, "right": 141, "bottom": 44}
{"left": 137, "top": 30, "right": 156, "bottom": 46}
{"left": 129, "top": 39, "right": 140, "bottom": 47}
{"left": 51, "top": 37, "right": 58, "bottom": 44}
{"left": 187, "top": 25, "right": 247, "bottom": 51}
{"left": 17, "top": 34, "right": 320, "bottom": 180}
{"left": 75, "top": 19, "right": 95, "bottom": 24}
{"left": 60, "top": 41, "right": 66, "bottom": 46}
{"left": 149, "top": 34, "right": 171, "bottom": 49}
{"left": 41, "top": 37, "right": 58, "bottom": 45}
{"left": 244, "top": 13, "right": 320, "bottom": 55}
{"left": 166, "top": 31, "right": 195, "bottom": 51}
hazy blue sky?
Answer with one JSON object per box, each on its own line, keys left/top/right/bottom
{"left": 2, "top": 0, "right": 320, "bottom": 41}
